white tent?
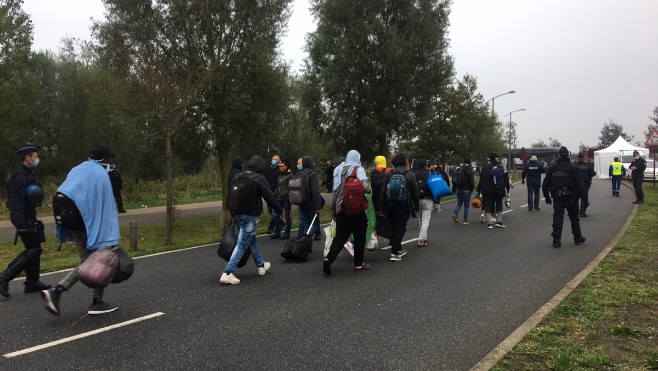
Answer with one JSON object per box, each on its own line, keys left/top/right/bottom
{"left": 593, "top": 136, "right": 647, "bottom": 179}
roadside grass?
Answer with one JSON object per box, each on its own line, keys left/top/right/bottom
{"left": 0, "top": 205, "right": 335, "bottom": 274}
{"left": 493, "top": 183, "right": 658, "bottom": 370}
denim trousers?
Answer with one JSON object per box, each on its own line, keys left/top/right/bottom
{"left": 225, "top": 214, "right": 265, "bottom": 273}
{"left": 297, "top": 202, "right": 319, "bottom": 237}
{"left": 453, "top": 190, "right": 471, "bottom": 220}
{"left": 273, "top": 200, "right": 292, "bottom": 236}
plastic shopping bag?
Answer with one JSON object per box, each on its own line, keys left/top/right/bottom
{"left": 323, "top": 221, "right": 336, "bottom": 257}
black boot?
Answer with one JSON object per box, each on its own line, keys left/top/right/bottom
{"left": 552, "top": 239, "right": 561, "bottom": 248}
{"left": 574, "top": 236, "right": 587, "bottom": 245}
{"left": 24, "top": 280, "right": 51, "bottom": 293}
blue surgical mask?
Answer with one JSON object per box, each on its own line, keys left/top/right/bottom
{"left": 32, "top": 159, "right": 40, "bottom": 168}
{"left": 297, "top": 164, "right": 303, "bottom": 171}
{"left": 271, "top": 160, "right": 277, "bottom": 167}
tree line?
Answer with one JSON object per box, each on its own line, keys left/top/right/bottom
{"left": 2, "top": 0, "right": 507, "bottom": 242}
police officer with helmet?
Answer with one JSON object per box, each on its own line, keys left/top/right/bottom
{"left": 542, "top": 146, "right": 587, "bottom": 248}
{"left": 0, "top": 145, "right": 51, "bottom": 298}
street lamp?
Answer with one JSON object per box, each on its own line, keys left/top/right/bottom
{"left": 486, "top": 90, "right": 516, "bottom": 116}
{"left": 506, "top": 108, "right": 526, "bottom": 170}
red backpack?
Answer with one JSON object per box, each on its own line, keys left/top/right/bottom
{"left": 342, "top": 166, "right": 368, "bottom": 215}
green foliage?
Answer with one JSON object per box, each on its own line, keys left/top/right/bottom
{"left": 598, "top": 119, "right": 634, "bottom": 148}
{"left": 304, "top": 0, "right": 454, "bottom": 162}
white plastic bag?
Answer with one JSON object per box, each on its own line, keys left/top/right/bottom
{"left": 323, "top": 221, "right": 336, "bottom": 257}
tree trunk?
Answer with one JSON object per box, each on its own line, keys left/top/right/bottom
{"left": 217, "top": 143, "right": 231, "bottom": 234}
{"left": 165, "top": 132, "right": 174, "bottom": 245}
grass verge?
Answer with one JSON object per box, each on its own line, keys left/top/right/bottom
{"left": 493, "top": 183, "right": 658, "bottom": 370}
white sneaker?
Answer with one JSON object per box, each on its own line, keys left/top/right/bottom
{"left": 257, "top": 262, "right": 271, "bottom": 276}
{"left": 220, "top": 272, "right": 240, "bottom": 285}
{"left": 480, "top": 213, "right": 485, "bottom": 224}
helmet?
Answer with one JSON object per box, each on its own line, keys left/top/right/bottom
{"left": 471, "top": 197, "right": 482, "bottom": 209}
{"left": 505, "top": 195, "right": 511, "bottom": 208}
{"left": 25, "top": 184, "right": 44, "bottom": 207}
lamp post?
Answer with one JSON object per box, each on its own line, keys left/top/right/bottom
{"left": 506, "top": 108, "right": 526, "bottom": 170}
{"left": 486, "top": 90, "right": 516, "bottom": 116}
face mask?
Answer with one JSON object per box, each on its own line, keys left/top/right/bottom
{"left": 31, "top": 159, "right": 40, "bottom": 168}
{"left": 297, "top": 164, "right": 303, "bottom": 171}
{"left": 634, "top": 155, "right": 640, "bottom": 159}
{"left": 271, "top": 160, "right": 277, "bottom": 167}
{"left": 103, "top": 163, "right": 111, "bottom": 172}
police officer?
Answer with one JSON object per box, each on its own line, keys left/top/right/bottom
{"left": 575, "top": 153, "right": 597, "bottom": 217}
{"left": 108, "top": 160, "right": 126, "bottom": 213}
{"left": 0, "top": 145, "right": 51, "bottom": 298}
{"left": 542, "top": 146, "right": 587, "bottom": 248}
{"left": 608, "top": 157, "right": 626, "bottom": 197}
{"left": 521, "top": 155, "right": 545, "bottom": 211}
{"left": 629, "top": 150, "right": 647, "bottom": 204}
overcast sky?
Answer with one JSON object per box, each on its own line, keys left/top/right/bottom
{"left": 22, "top": 0, "right": 658, "bottom": 152}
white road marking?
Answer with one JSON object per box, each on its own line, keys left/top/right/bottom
{"left": 3, "top": 312, "right": 165, "bottom": 358}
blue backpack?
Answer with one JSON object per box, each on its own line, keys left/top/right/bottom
{"left": 491, "top": 165, "right": 505, "bottom": 188}
{"left": 386, "top": 171, "right": 409, "bottom": 205}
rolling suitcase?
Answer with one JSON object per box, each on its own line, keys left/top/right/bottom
{"left": 281, "top": 214, "right": 317, "bottom": 261}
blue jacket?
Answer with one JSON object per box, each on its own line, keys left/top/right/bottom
{"left": 522, "top": 160, "right": 545, "bottom": 184}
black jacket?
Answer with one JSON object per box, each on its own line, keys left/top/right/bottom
{"left": 227, "top": 156, "right": 244, "bottom": 192}
{"left": 522, "top": 160, "right": 545, "bottom": 184}
{"left": 451, "top": 165, "right": 474, "bottom": 193}
{"left": 630, "top": 157, "right": 647, "bottom": 180}
{"left": 542, "top": 157, "right": 586, "bottom": 199}
{"left": 298, "top": 156, "right": 322, "bottom": 210}
{"left": 477, "top": 160, "right": 508, "bottom": 196}
{"left": 575, "top": 160, "right": 596, "bottom": 188}
{"left": 108, "top": 167, "right": 123, "bottom": 195}
{"left": 242, "top": 156, "right": 282, "bottom": 216}
{"left": 380, "top": 166, "right": 420, "bottom": 213}
{"left": 7, "top": 163, "right": 40, "bottom": 229}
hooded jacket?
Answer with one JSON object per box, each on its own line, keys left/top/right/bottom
{"left": 477, "top": 158, "right": 507, "bottom": 196}
{"left": 299, "top": 156, "right": 322, "bottom": 210}
{"left": 380, "top": 153, "right": 420, "bottom": 212}
{"left": 331, "top": 150, "right": 369, "bottom": 214}
{"left": 227, "top": 156, "right": 244, "bottom": 192}
{"left": 371, "top": 155, "right": 389, "bottom": 212}
{"left": 242, "top": 155, "right": 282, "bottom": 216}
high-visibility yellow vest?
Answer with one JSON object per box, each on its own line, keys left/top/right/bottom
{"left": 611, "top": 162, "right": 623, "bottom": 176}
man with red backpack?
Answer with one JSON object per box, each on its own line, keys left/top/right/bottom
{"left": 323, "top": 150, "right": 372, "bottom": 275}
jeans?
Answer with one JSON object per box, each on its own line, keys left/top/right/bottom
{"left": 59, "top": 229, "right": 104, "bottom": 299}
{"left": 225, "top": 215, "right": 265, "bottom": 273}
{"left": 273, "top": 200, "right": 292, "bottom": 236}
{"left": 611, "top": 176, "right": 622, "bottom": 195}
{"left": 418, "top": 198, "right": 434, "bottom": 241}
{"left": 325, "top": 212, "right": 368, "bottom": 266}
{"left": 297, "top": 202, "right": 319, "bottom": 237}
{"left": 453, "top": 191, "right": 471, "bottom": 221}
{"left": 632, "top": 176, "right": 644, "bottom": 202}
{"left": 526, "top": 182, "right": 541, "bottom": 210}
{"left": 267, "top": 204, "right": 276, "bottom": 231}
{"left": 551, "top": 196, "right": 582, "bottom": 242}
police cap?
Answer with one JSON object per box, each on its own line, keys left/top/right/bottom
{"left": 88, "top": 144, "right": 115, "bottom": 161}
{"left": 15, "top": 145, "right": 41, "bottom": 155}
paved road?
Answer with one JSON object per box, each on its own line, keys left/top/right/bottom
{"left": 0, "top": 202, "right": 223, "bottom": 242}
{"left": 0, "top": 180, "right": 635, "bottom": 370}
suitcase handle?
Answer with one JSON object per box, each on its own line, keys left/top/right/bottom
{"left": 306, "top": 213, "right": 318, "bottom": 235}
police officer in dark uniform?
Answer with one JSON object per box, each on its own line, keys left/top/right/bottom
{"left": 575, "top": 153, "right": 596, "bottom": 217}
{"left": 629, "top": 150, "right": 647, "bottom": 204}
{"left": 542, "top": 146, "right": 587, "bottom": 248}
{"left": 0, "top": 145, "right": 51, "bottom": 298}
{"left": 521, "top": 155, "right": 545, "bottom": 211}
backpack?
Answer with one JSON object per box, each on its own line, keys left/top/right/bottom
{"left": 490, "top": 165, "right": 505, "bottom": 189}
{"left": 227, "top": 172, "right": 257, "bottom": 214}
{"left": 275, "top": 173, "right": 291, "bottom": 200}
{"left": 371, "top": 169, "right": 386, "bottom": 194}
{"left": 342, "top": 166, "right": 368, "bottom": 215}
{"left": 551, "top": 161, "right": 573, "bottom": 188}
{"left": 413, "top": 170, "right": 429, "bottom": 199}
{"left": 386, "top": 171, "right": 409, "bottom": 205}
{"left": 452, "top": 166, "right": 466, "bottom": 187}
{"left": 288, "top": 172, "right": 309, "bottom": 205}
{"left": 53, "top": 192, "right": 85, "bottom": 231}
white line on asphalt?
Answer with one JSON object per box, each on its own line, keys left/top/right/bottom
{"left": 3, "top": 312, "right": 165, "bottom": 358}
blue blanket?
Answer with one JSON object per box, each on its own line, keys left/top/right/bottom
{"left": 57, "top": 160, "right": 120, "bottom": 250}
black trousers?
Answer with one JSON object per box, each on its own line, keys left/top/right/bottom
{"left": 579, "top": 186, "right": 590, "bottom": 212}
{"left": 386, "top": 204, "right": 410, "bottom": 255}
{"left": 632, "top": 177, "right": 644, "bottom": 202}
{"left": 325, "top": 212, "right": 367, "bottom": 266}
{"left": 2, "top": 231, "right": 42, "bottom": 283}
{"left": 551, "top": 196, "right": 582, "bottom": 242}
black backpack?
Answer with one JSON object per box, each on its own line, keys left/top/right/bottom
{"left": 452, "top": 166, "right": 466, "bottom": 187}
{"left": 227, "top": 172, "right": 258, "bottom": 214}
{"left": 53, "top": 193, "right": 85, "bottom": 231}
{"left": 288, "top": 172, "right": 309, "bottom": 205}
{"left": 490, "top": 165, "right": 505, "bottom": 189}
{"left": 413, "top": 170, "right": 429, "bottom": 199}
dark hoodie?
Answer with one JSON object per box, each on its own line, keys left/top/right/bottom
{"left": 299, "top": 156, "right": 322, "bottom": 210}
{"left": 478, "top": 157, "right": 507, "bottom": 196}
{"left": 380, "top": 153, "right": 420, "bottom": 212}
{"left": 243, "top": 155, "right": 282, "bottom": 216}
{"left": 227, "top": 156, "right": 244, "bottom": 192}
